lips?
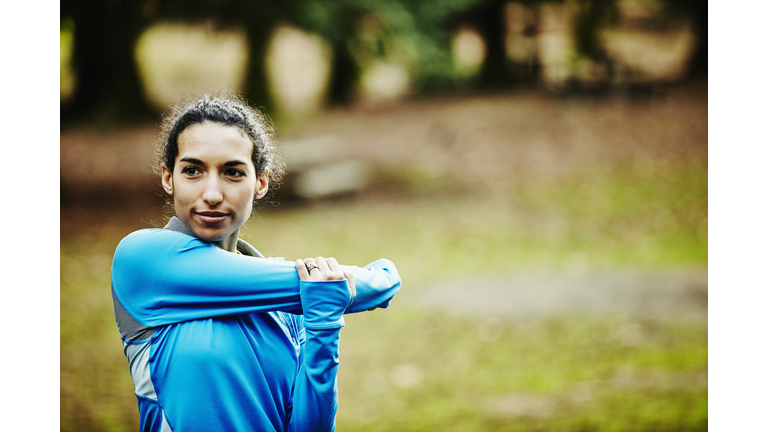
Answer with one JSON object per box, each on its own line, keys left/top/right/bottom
{"left": 195, "top": 211, "right": 230, "bottom": 224}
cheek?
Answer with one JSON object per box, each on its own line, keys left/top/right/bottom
{"left": 170, "top": 177, "right": 196, "bottom": 205}
{"left": 238, "top": 186, "right": 257, "bottom": 208}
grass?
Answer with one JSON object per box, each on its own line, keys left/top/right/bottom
{"left": 243, "top": 158, "right": 707, "bottom": 283}
{"left": 60, "top": 152, "right": 706, "bottom": 431}
{"left": 61, "top": 236, "right": 142, "bottom": 431}
{"left": 337, "top": 309, "right": 706, "bottom": 432}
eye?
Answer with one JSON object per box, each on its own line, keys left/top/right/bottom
{"left": 225, "top": 168, "right": 246, "bottom": 178}
{"left": 181, "top": 166, "right": 202, "bottom": 176}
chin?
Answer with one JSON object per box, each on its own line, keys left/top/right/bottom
{"left": 192, "top": 227, "right": 230, "bottom": 242}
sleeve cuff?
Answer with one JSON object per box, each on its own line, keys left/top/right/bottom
{"left": 300, "top": 280, "right": 353, "bottom": 330}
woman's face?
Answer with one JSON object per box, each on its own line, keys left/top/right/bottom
{"left": 162, "top": 122, "right": 269, "bottom": 248}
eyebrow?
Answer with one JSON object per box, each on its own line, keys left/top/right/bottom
{"left": 179, "top": 157, "right": 204, "bottom": 165}
{"left": 179, "top": 157, "right": 247, "bottom": 167}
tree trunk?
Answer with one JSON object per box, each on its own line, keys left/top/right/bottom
{"left": 474, "top": 0, "right": 512, "bottom": 88}
{"left": 61, "top": 1, "right": 156, "bottom": 125}
{"left": 687, "top": 0, "right": 707, "bottom": 78}
{"left": 242, "top": 22, "right": 277, "bottom": 113}
{"left": 326, "top": 40, "right": 360, "bottom": 106}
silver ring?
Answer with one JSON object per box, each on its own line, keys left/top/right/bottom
{"left": 306, "top": 263, "right": 319, "bottom": 273}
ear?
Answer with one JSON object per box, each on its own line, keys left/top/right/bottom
{"left": 161, "top": 165, "right": 174, "bottom": 195}
{"left": 255, "top": 170, "right": 269, "bottom": 199}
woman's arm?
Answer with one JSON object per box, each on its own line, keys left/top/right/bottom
{"left": 112, "top": 229, "right": 304, "bottom": 328}
{"left": 287, "top": 258, "right": 353, "bottom": 432}
{"left": 111, "top": 229, "right": 401, "bottom": 328}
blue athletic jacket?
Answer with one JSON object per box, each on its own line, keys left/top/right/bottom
{"left": 111, "top": 217, "right": 401, "bottom": 431}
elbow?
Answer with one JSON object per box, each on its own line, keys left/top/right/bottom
{"left": 367, "top": 258, "right": 401, "bottom": 288}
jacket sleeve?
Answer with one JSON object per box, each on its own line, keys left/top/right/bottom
{"left": 287, "top": 279, "right": 353, "bottom": 432}
{"left": 111, "top": 229, "right": 305, "bottom": 327}
{"left": 343, "top": 259, "right": 402, "bottom": 313}
{"left": 111, "top": 229, "right": 402, "bottom": 328}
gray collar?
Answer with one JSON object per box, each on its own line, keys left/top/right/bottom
{"left": 164, "top": 216, "right": 265, "bottom": 258}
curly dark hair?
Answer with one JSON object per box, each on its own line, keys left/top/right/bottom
{"left": 154, "top": 92, "right": 286, "bottom": 198}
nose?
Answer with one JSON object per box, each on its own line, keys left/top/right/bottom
{"left": 202, "top": 175, "right": 223, "bottom": 206}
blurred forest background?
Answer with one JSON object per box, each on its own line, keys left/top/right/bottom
{"left": 60, "top": 0, "right": 707, "bottom": 431}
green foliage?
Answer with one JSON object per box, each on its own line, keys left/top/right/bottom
{"left": 292, "top": 0, "right": 490, "bottom": 94}
{"left": 60, "top": 17, "right": 76, "bottom": 102}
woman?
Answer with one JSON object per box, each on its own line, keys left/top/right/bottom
{"left": 111, "top": 93, "right": 401, "bottom": 432}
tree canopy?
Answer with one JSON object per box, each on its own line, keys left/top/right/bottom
{"left": 60, "top": 0, "right": 706, "bottom": 125}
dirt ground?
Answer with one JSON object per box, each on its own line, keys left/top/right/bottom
{"left": 410, "top": 268, "right": 707, "bottom": 323}
{"left": 60, "top": 80, "right": 707, "bottom": 227}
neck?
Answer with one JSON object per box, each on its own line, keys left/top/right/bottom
{"left": 213, "top": 229, "right": 241, "bottom": 253}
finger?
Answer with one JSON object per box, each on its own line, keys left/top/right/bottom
{"left": 326, "top": 257, "right": 340, "bottom": 271}
{"left": 326, "top": 257, "right": 345, "bottom": 280}
{"left": 342, "top": 269, "right": 356, "bottom": 299}
{"left": 296, "top": 259, "right": 310, "bottom": 280}
{"left": 303, "top": 258, "right": 320, "bottom": 279}
{"left": 314, "top": 257, "right": 331, "bottom": 275}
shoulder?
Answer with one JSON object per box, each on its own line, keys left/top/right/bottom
{"left": 116, "top": 228, "right": 203, "bottom": 252}
{"left": 112, "top": 229, "right": 221, "bottom": 296}
{"left": 113, "top": 228, "right": 216, "bottom": 268}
